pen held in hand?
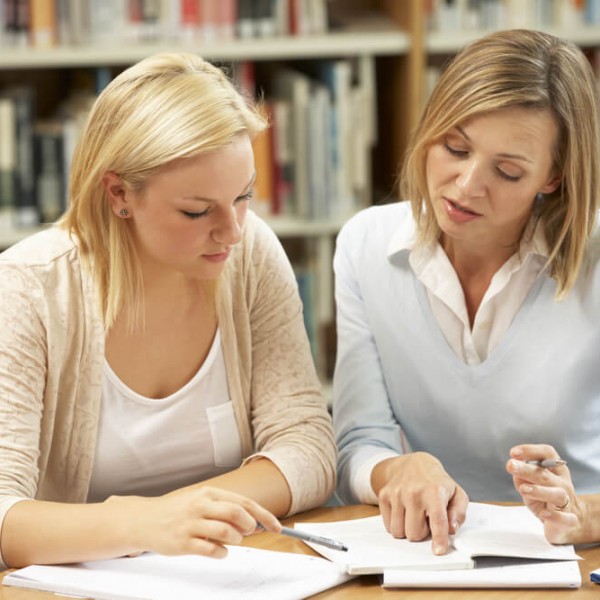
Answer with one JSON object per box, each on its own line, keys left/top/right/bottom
{"left": 279, "top": 526, "right": 348, "bottom": 552}
{"left": 525, "top": 459, "right": 567, "bottom": 468}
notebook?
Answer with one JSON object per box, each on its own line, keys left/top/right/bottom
{"left": 294, "top": 502, "right": 581, "bottom": 577}
{"left": 2, "top": 545, "right": 353, "bottom": 600}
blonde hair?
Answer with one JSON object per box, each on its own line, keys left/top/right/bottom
{"left": 401, "top": 29, "right": 600, "bottom": 297}
{"left": 60, "top": 53, "right": 266, "bottom": 328}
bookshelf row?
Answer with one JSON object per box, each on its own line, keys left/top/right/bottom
{"left": 2, "top": 0, "right": 332, "bottom": 49}
{"left": 427, "top": 0, "right": 600, "bottom": 33}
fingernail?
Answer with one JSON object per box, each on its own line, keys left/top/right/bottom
{"left": 433, "top": 544, "right": 445, "bottom": 555}
{"left": 512, "top": 448, "right": 523, "bottom": 457}
{"left": 452, "top": 520, "right": 460, "bottom": 532}
{"left": 521, "top": 484, "right": 533, "bottom": 493}
{"left": 540, "top": 510, "right": 551, "bottom": 518}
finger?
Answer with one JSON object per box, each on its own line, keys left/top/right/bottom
{"left": 191, "top": 519, "right": 245, "bottom": 545}
{"left": 186, "top": 537, "right": 229, "bottom": 559}
{"left": 388, "top": 496, "right": 407, "bottom": 539}
{"left": 447, "top": 487, "right": 469, "bottom": 534}
{"left": 199, "top": 501, "right": 259, "bottom": 535}
{"left": 509, "top": 444, "right": 560, "bottom": 463}
{"left": 426, "top": 502, "right": 450, "bottom": 555}
{"left": 379, "top": 494, "right": 394, "bottom": 535}
{"left": 240, "top": 500, "right": 281, "bottom": 533}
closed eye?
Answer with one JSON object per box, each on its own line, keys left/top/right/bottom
{"left": 181, "top": 208, "right": 210, "bottom": 219}
{"left": 444, "top": 143, "right": 467, "bottom": 157}
{"left": 496, "top": 168, "right": 520, "bottom": 182}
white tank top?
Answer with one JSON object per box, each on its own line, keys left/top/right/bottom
{"left": 87, "top": 329, "right": 242, "bottom": 502}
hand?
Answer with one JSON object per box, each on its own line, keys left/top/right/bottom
{"left": 373, "top": 452, "right": 469, "bottom": 555}
{"left": 507, "top": 444, "right": 585, "bottom": 544}
{"left": 110, "top": 485, "right": 281, "bottom": 559}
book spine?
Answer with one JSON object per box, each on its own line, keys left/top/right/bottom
{"left": 0, "top": 96, "right": 17, "bottom": 229}
{"left": 29, "top": 0, "right": 57, "bottom": 47}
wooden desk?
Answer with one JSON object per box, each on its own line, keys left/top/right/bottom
{"left": 0, "top": 504, "right": 599, "bottom": 599}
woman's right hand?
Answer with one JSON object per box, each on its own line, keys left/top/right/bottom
{"left": 110, "top": 485, "right": 281, "bottom": 559}
{"left": 372, "top": 452, "right": 469, "bottom": 556}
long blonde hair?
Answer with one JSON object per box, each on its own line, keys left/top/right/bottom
{"left": 60, "top": 53, "right": 266, "bottom": 328}
{"left": 401, "top": 29, "right": 600, "bottom": 297}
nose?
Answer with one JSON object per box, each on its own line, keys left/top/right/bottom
{"left": 455, "top": 158, "right": 486, "bottom": 198}
{"left": 213, "top": 205, "right": 242, "bottom": 246}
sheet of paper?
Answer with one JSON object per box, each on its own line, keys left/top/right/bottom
{"left": 294, "top": 502, "right": 580, "bottom": 575}
{"left": 453, "top": 503, "right": 581, "bottom": 561}
{"left": 294, "top": 515, "right": 474, "bottom": 574}
{"left": 383, "top": 558, "right": 582, "bottom": 589}
{"left": 3, "top": 546, "right": 353, "bottom": 600}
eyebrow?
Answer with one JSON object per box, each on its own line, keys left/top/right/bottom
{"left": 455, "top": 126, "right": 533, "bottom": 164}
{"left": 182, "top": 171, "right": 257, "bottom": 202}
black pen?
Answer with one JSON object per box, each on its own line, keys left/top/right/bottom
{"left": 525, "top": 459, "right": 567, "bottom": 468}
{"left": 279, "top": 526, "right": 349, "bottom": 552}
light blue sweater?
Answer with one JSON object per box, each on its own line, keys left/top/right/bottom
{"left": 333, "top": 202, "right": 600, "bottom": 503}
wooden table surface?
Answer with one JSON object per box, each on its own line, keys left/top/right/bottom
{"left": 1, "top": 503, "right": 599, "bottom": 599}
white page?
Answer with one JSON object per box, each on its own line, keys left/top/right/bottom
{"left": 2, "top": 546, "right": 353, "bottom": 600}
{"left": 453, "top": 503, "right": 581, "bottom": 561}
{"left": 383, "top": 558, "right": 582, "bottom": 589}
{"left": 295, "top": 515, "right": 474, "bottom": 574}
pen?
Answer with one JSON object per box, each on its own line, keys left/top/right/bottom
{"left": 279, "top": 526, "right": 349, "bottom": 552}
{"left": 525, "top": 459, "right": 567, "bottom": 468}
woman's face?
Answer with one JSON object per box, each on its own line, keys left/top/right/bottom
{"left": 119, "top": 135, "right": 255, "bottom": 281}
{"left": 425, "top": 107, "right": 560, "bottom": 252}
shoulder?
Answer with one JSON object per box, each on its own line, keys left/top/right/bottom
{"left": 337, "top": 201, "right": 412, "bottom": 246}
{"left": 0, "top": 227, "right": 78, "bottom": 268}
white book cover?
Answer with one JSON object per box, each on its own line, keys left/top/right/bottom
{"left": 383, "top": 558, "right": 581, "bottom": 589}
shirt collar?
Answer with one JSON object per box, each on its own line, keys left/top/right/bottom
{"left": 386, "top": 212, "right": 549, "bottom": 262}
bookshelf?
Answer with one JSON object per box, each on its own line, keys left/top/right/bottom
{"left": 0, "top": 0, "right": 419, "bottom": 383}
{"left": 5, "top": 0, "right": 598, "bottom": 381}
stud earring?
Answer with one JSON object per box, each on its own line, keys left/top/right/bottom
{"left": 119, "top": 208, "right": 130, "bottom": 217}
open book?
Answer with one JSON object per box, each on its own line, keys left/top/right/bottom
{"left": 294, "top": 502, "right": 581, "bottom": 586}
{"left": 2, "top": 545, "right": 353, "bottom": 600}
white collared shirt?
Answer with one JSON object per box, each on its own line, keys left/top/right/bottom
{"left": 388, "top": 216, "right": 549, "bottom": 365}
{"left": 353, "top": 213, "right": 549, "bottom": 503}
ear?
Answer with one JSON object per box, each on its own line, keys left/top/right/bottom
{"left": 102, "top": 171, "right": 129, "bottom": 216}
{"left": 539, "top": 173, "right": 561, "bottom": 195}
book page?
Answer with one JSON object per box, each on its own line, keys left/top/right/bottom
{"left": 453, "top": 503, "right": 581, "bottom": 561}
{"left": 295, "top": 516, "right": 474, "bottom": 574}
{"left": 3, "top": 546, "right": 353, "bottom": 600}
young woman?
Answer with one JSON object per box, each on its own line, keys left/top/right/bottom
{"left": 333, "top": 29, "right": 600, "bottom": 555}
{"left": 0, "top": 53, "right": 335, "bottom": 567}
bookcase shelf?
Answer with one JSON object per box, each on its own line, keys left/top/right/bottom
{"left": 426, "top": 25, "right": 600, "bottom": 54}
{"left": 0, "top": 30, "right": 409, "bottom": 69}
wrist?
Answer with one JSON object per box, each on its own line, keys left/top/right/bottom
{"left": 102, "top": 495, "right": 148, "bottom": 555}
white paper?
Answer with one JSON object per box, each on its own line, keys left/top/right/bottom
{"left": 383, "top": 558, "right": 582, "bottom": 588}
{"left": 3, "top": 546, "right": 353, "bottom": 600}
{"left": 453, "top": 503, "right": 581, "bottom": 561}
{"left": 294, "top": 502, "right": 580, "bottom": 576}
{"left": 295, "top": 515, "right": 474, "bottom": 574}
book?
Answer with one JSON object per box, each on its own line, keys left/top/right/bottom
{"left": 383, "top": 558, "right": 581, "bottom": 589}
{"left": 294, "top": 502, "right": 581, "bottom": 576}
{"left": 3, "top": 545, "right": 353, "bottom": 600}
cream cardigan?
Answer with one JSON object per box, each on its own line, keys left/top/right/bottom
{"left": 0, "top": 212, "right": 335, "bottom": 566}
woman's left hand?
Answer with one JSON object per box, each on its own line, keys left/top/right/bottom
{"left": 506, "top": 444, "right": 586, "bottom": 544}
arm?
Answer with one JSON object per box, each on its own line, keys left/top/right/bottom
{"left": 1, "top": 486, "right": 280, "bottom": 568}
{"left": 239, "top": 217, "right": 336, "bottom": 515}
{"left": 507, "top": 444, "right": 600, "bottom": 544}
{"left": 333, "top": 215, "right": 468, "bottom": 554}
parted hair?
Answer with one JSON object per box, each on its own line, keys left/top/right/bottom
{"left": 60, "top": 53, "right": 267, "bottom": 328}
{"left": 401, "top": 29, "right": 600, "bottom": 297}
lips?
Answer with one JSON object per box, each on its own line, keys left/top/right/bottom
{"left": 446, "top": 198, "right": 481, "bottom": 216}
